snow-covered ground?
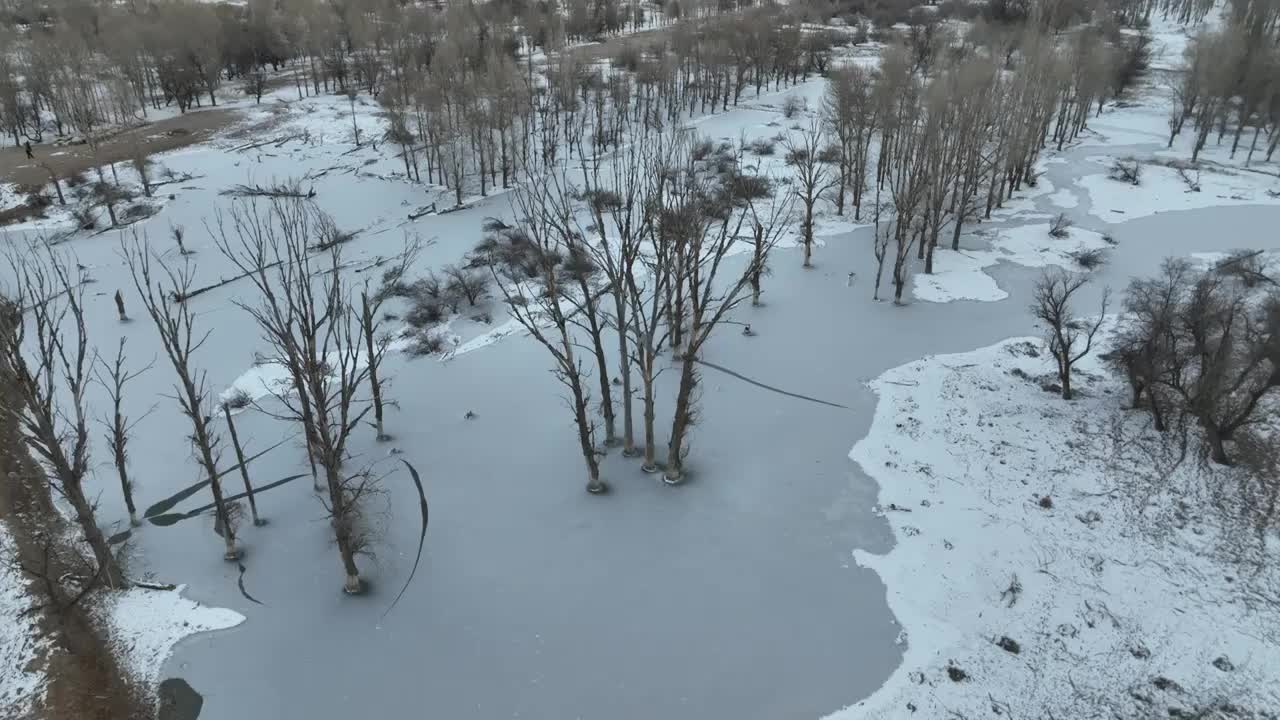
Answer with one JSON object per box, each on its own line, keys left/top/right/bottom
{"left": 1081, "top": 159, "right": 1280, "bottom": 222}
{"left": 839, "top": 329, "right": 1280, "bottom": 719}
{"left": 914, "top": 223, "right": 1112, "bottom": 303}
{"left": 0, "top": 527, "right": 47, "bottom": 718}
{"left": 94, "top": 585, "right": 245, "bottom": 695}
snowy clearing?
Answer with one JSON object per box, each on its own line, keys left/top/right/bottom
{"left": 913, "top": 223, "right": 1112, "bottom": 304}
{"left": 1082, "top": 161, "right": 1280, "bottom": 223}
{"left": 841, "top": 331, "right": 1280, "bottom": 719}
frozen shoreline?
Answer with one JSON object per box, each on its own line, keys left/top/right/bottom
{"left": 836, "top": 330, "right": 1280, "bottom": 719}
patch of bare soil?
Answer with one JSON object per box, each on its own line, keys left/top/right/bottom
{"left": 0, "top": 108, "right": 242, "bottom": 187}
{"left": 0, "top": 330, "right": 146, "bottom": 719}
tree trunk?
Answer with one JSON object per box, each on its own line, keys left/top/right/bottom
{"left": 361, "top": 293, "right": 387, "bottom": 441}
{"left": 802, "top": 201, "right": 815, "bottom": 267}
{"left": 223, "top": 406, "right": 262, "bottom": 526}
{"left": 614, "top": 297, "right": 636, "bottom": 456}
{"left": 330, "top": 468, "right": 363, "bottom": 596}
{"left": 111, "top": 435, "right": 138, "bottom": 526}
{"left": 571, "top": 372, "right": 605, "bottom": 493}
{"left": 664, "top": 352, "right": 698, "bottom": 484}
{"left": 1148, "top": 389, "right": 1166, "bottom": 432}
{"left": 640, "top": 361, "right": 658, "bottom": 472}
{"left": 1204, "top": 422, "right": 1231, "bottom": 465}
{"left": 65, "top": 481, "right": 126, "bottom": 587}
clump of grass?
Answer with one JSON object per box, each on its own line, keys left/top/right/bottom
{"left": 1071, "top": 247, "right": 1108, "bottom": 270}
{"left": 1048, "top": 213, "right": 1072, "bottom": 238}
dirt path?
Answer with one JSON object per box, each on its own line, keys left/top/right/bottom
{"left": 0, "top": 328, "right": 145, "bottom": 719}
{"left": 0, "top": 108, "right": 242, "bottom": 187}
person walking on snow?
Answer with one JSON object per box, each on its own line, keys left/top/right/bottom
{"left": 24, "top": 140, "right": 33, "bottom": 160}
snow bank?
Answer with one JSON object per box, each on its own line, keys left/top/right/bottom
{"left": 1082, "top": 162, "right": 1280, "bottom": 223}
{"left": 0, "top": 527, "right": 48, "bottom": 717}
{"left": 836, "top": 333, "right": 1280, "bottom": 719}
{"left": 913, "top": 224, "right": 1112, "bottom": 303}
{"left": 96, "top": 585, "right": 244, "bottom": 693}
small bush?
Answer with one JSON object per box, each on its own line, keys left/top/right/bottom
{"left": 1049, "top": 213, "right": 1072, "bottom": 238}
{"left": 406, "top": 331, "right": 446, "bottom": 357}
{"left": 726, "top": 172, "right": 773, "bottom": 203}
{"left": 817, "top": 144, "right": 842, "bottom": 164}
{"left": 1071, "top": 247, "right": 1108, "bottom": 270}
{"left": 691, "top": 138, "right": 715, "bottom": 162}
{"left": 1102, "top": 233, "right": 1118, "bottom": 246}
{"left": 746, "top": 138, "right": 776, "bottom": 156}
{"left": 405, "top": 299, "right": 445, "bottom": 328}
{"left": 781, "top": 95, "right": 806, "bottom": 119}
{"left": 785, "top": 147, "right": 810, "bottom": 167}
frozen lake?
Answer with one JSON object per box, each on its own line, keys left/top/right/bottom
{"left": 4, "top": 80, "right": 1279, "bottom": 720}
{"left": 129, "top": 200, "right": 1280, "bottom": 720}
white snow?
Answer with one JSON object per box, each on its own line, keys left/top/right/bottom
{"left": 913, "top": 224, "right": 1112, "bottom": 303}
{"left": 0, "top": 527, "right": 48, "bottom": 718}
{"left": 836, "top": 331, "right": 1280, "bottom": 719}
{"left": 1048, "top": 188, "right": 1079, "bottom": 209}
{"left": 1082, "top": 162, "right": 1280, "bottom": 223}
{"left": 95, "top": 585, "right": 244, "bottom": 693}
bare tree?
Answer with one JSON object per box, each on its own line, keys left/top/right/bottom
{"left": 93, "top": 338, "right": 153, "bottom": 527}
{"left": 2, "top": 244, "right": 126, "bottom": 588}
{"left": 243, "top": 69, "right": 268, "bottom": 104}
{"left": 214, "top": 198, "right": 382, "bottom": 592}
{"left": 488, "top": 166, "right": 619, "bottom": 448}
{"left": 442, "top": 264, "right": 490, "bottom": 307}
{"left": 746, "top": 192, "right": 792, "bottom": 306}
{"left": 210, "top": 200, "right": 322, "bottom": 491}
{"left": 1163, "top": 274, "right": 1278, "bottom": 465}
{"left": 577, "top": 137, "right": 658, "bottom": 456}
{"left": 1030, "top": 269, "right": 1110, "bottom": 400}
{"left": 1109, "top": 258, "right": 1193, "bottom": 432}
{"left": 871, "top": 200, "right": 893, "bottom": 302}
{"left": 878, "top": 54, "right": 929, "bottom": 304}
{"left": 625, "top": 214, "right": 674, "bottom": 473}
{"left": 361, "top": 242, "right": 419, "bottom": 442}
{"left": 123, "top": 239, "right": 239, "bottom": 561}
{"left": 783, "top": 122, "right": 836, "bottom": 268}
{"left": 823, "top": 65, "right": 877, "bottom": 220}
{"left": 479, "top": 180, "right": 608, "bottom": 495}
{"left": 661, "top": 136, "right": 785, "bottom": 483}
